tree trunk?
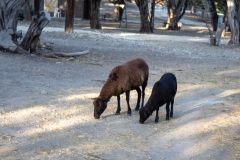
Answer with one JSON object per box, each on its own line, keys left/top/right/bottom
{"left": 34, "top": 0, "right": 44, "bottom": 12}
{"left": 166, "top": 0, "right": 174, "bottom": 28}
{"left": 135, "top": 0, "right": 151, "bottom": 33}
{"left": 23, "top": 0, "right": 32, "bottom": 21}
{"left": 167, "top": 0, "right": 187, "bottom": 30}
{"left": 149, "top": 0, "right": 155, "bottom": 33}
{"left": 116, "top": 0, "right": 125, "bottom": 21}
{"left": 84, "top": 0, "right": 90, "bottom": 19}
{"left": 227, "top": 0, "right": 239, "bottom": 45}
{"left": 222, "top": 5, "right": 228, "bottom": 37}
{"left": 238, "top": 2, "right": 240, "bottom": 42}
{"left": 214, "top": 23, "right": 225, "bottom": 46}
{"left": 90, "top": 0, "right": 102, "bottom": 29}
{"left": 20, "top": 11, "right": 51, "bottom": 53}
{"left": 65, "top": 0, "right": 75, "bottom": 33}
{"left": 209, "top": 0, "right": 218, "bottom": 31}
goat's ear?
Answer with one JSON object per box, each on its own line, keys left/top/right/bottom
{"left": 147, "top": 109, "right": 152, "bottom": 115}
{"left": 98, "top": 99, "right": 102, "bottom": 104}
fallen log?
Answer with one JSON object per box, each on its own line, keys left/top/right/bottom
{"left": 43, "top": 50, "right": 90, "bottom": 58}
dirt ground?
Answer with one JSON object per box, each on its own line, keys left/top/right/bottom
{"left": 1, "top": 4, "right": 240, "bottom": 160}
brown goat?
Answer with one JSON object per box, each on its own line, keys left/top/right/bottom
{"left": 93, "top": 58, "right": 149, "bottom": 119}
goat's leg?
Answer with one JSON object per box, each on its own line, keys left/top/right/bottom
{"left": 165, "top": 102, "right": 170, "bottom": 120}
{"left": 170, "top": 99, "right": 174, "bottom": 117}
{"left": 155, "top": 107, "right": 159, "bottom": 123}
{"left": 126, "top": 91, "right": 131, "bottom": 115}
{"left": 134, "top": 87, "right": 141, "bottom": 111}
{"left": 115, "top": 95, "right": 121, "bottom": 115}
{"left": 141, "top": 83, "right": 147, "bottom": 108}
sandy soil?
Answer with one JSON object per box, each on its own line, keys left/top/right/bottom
{"left": 1, "top": 4, "right": 240, "bottom": 160}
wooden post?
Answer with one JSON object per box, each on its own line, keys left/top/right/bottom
{"left": 65, "top": 0, "right": 75, "bottom": 33}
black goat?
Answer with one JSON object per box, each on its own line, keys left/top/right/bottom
{"left": 139, "top": 73, "right": 177, "bottom": 124}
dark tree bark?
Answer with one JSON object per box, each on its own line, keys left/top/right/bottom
{"left": 209, "top": 0, "right": 218, "bottom": 31}
{"left": 20, "top": 11, "right": 51, "bottom": 52}
{"left": 149, "top": 0, "right": 155, "bottom": 33}
{"left": 167, "top": 0, "right": 187, "bottom": 30}
{"left": 65, "top": 0, "right": 75, "bottom": 33}
{"left": 34, "top": 0, "right": 44, "bottom": 12}
{"left": 208, "top": 22, "right": 225, "bottom": 46}
{"left": 23, "top": 0, "right": 32, "bottom": 21}
{"left": 215, "top": 23, "right": 225, "bottom": 45}
{"left": 84, "top": 0, "right": 90, "bottom": 19}
{"left": 222, "top": 5, "right": 228, "bottom": 37}
{"left": 238, "top": 1, "right": 240, "bottom": 42}
{"left": 227, "top": 0, "right": 239, "bottom": 45}
{"left": 34, "top": 0, "right": 39, "bottom": 12}
{"left": 135, "top": 0, "right": 151, "bottom": 33}
{"left": 90, "top": 0, "right": 102, "bottom": 29}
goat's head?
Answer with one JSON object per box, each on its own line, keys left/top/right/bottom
{"left": 93, "top": 98, "right": 108, "bottom": 119}
{"left": 139, "top": 107, "right": 152, "bottom": 124}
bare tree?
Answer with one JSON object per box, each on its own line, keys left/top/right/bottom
{"left": 90, "top": 0, "right": 102, "bottom": 29}
{"left": 209, "top": 0, "right": 218, "bottom": 31}
{"left": 194, "top": 0, "right": 225, "bottom": 46}
{"left": 227, "top": 0, "right": 239, "bottom": 45}
{"left": 149, "top": 0, "right": 155, "bottom": 33}
{"left": 23, "top": 0, "right": 32, "bottom": 21}
{"left": 238, "top": 0, "right": 240, "bottom": 42}
{"left": 65, "top": 0, "right": 75, "bottom": 33}
{"left": 166, "top": 0, "right": 187, "bottom": 30}
{"left": 135, "top": 0, "right": 151, "bottom": 32}
{"left": 88, "top": 0, "right": 152, "bottom": 32}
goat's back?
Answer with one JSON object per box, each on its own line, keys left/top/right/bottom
{"left": 126, "top": 58, "right": 149, "bottom": 87}
{"left": 108, "top": 58, "right": 149, "bottom": 90}
{"left": 152, "top": 73, "right": 177, "bottom": 102}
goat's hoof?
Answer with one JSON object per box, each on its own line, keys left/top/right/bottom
{"left": 134, "top": 108, "right": 139, "bottom": 111}
{"left": 170, "top": 113, "right": 173, "bottom": 117}
{"left": 115, "top": 112, "right": 120, "bottom": 115}
{"left": 165, "top": 117, "right": 170, "bottom": 121}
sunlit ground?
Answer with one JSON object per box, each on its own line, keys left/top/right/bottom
{"left": 0, "top": 77, "right": 239, "bottom": 159}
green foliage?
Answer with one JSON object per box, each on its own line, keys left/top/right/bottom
{"left": 189, "top": 0, "right": 226, "bottom": 14}
{"left": 214, "top": 0, "right": 226, "bottom": 14}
